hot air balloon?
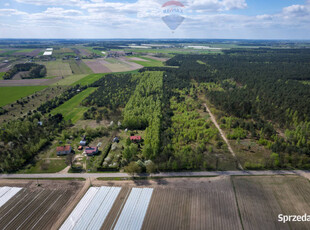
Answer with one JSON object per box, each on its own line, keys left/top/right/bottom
{"left": 161, "top": 1, "right": 185, "bottom": 31}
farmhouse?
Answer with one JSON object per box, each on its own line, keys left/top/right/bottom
{"left": 130, "top": 136, "right": 142, "bottom": 143}
{"left": 85, "top": 147, "right": 98, "bottom": 156}
{"left": 56, "top": 145, "right": 72, "bottom": 156}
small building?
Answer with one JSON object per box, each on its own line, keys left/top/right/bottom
{"left": 80, "top": 140, "right": 87, "bottom": 146}
{"left": 130, "top": 136, "right": 142, "bottom": 143}
{"left": 56, "top": 145, "right": 72, "bottom": 156}
{"left": 85, "top": 147, "right": 98, "bottom": 156}
{"left": 113, "top": 137, "right": 119, "bottom": 143}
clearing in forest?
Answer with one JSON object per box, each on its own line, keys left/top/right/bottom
{"left": 50, "top": 87, "right": 97, "bottom": 123}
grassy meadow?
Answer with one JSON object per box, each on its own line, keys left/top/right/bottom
{"left": 0, "top": 86, "right": 48, "bottom": 107}
{"left": 51, "top": 87, "right": 97, "bottom": 123}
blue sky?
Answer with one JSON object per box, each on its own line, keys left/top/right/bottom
{"left": 0, "top": 0, "right": 309, "bottom": 39}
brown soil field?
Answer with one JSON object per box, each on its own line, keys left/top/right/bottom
{"left": 83, "top": 59, "right": 112, "bottom": 73}
{"left": 0, "top": 63, "right": 13, "bottom": 72}
{"left": 79, "top": 49, "right": 91, "bottom": 56}
{"left": 0, "top": 180, "right": 83, "bottom": 230}
{"left": 0, "top": 86, "right": 66, "bottom": 124}
{"left": 117, "top": 57, "right": 143, "bottom": 71}
{"left": 233, "top": 175, "right": 310, "bottom": 230}
{"left": 93, "top": 177, "right": 242, "bottom": 230}
{"left": 0, "top": 79, "right": 49, "bottom": 86}
{"left": 12, "top": 71, "right": 30, "bottom": 80}
{"left": 11, "top": 49, "right": 42, "bottom": 57}
{"left": 142, "top": 178, "right": 242, "bottom": 230}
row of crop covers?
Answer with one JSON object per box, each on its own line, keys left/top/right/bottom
{"left": 61, "top": 186, "right": 153, "bottom": 230}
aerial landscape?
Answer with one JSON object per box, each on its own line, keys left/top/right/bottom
{"left": 1, "top": 0, "right": 310, "bottom": 229}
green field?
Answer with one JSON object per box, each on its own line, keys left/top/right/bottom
{"left": 0, "top": 50, "right": 18, "bottom": 56}
{"left": 18, "top": 159, "right": 67, "bottom": 174}
{"left": 72, "top": 73, "right": 105, "bottom": 86}
{"left": 0, "top": 86, "right": 47, "bottom": 107}
{"left": 15, "top": 49, "right": 35, "bottom": 53}
{"left": 0, "top": 72, "right": 4, "bottom": 80}
{"left": 85, "top": 47, "right": 106, "bottom": 56}
{"left": 112, "top": 48, "right": 222, "bottom": 55}
{"left": 0, "top": 86, "right": 47, "bottom": 106}
{"left": 51, "top": 87, "right": 97, "bottom": 123}
{"left": 67, "top": 60, "right": 93, "bottom": 74}
{"left": 73, "top": 69, "right": 140, "bottom": 86}
{"left": 129, "top": 56, "right": 164, "bottom": 67}
{"left": 39, "top": 60, "right": 72, "bottom": 77}
{"left": 52, "top": 74, "right": 88, "bottom": 86}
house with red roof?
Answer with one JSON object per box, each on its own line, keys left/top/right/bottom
{"left": 85, "top": 147, "right": 99, "bottom": 156}
{"left": 130, "top": 136, "right": 142, "bottom": 143}
{"left": 56, "top": 145, "right": 72, "bottom": 156}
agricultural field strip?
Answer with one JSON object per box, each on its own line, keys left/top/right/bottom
{"left": 73, "top": 186, "right": 121, "bottom": 230}
{"left": 60, "top": 187, "right": 100, "bottom": 230}
{"left": 15, "top": 191, "right": 56, "bottom": 230}
{"left": 0, "top": 187, "right": 22, "bottom": 208}
{"left": 30, "top": 193, "right": 65, "bottom": 230}
{"left": 1, "top": 189, "right": 44, "bottom": 229}
{"left": 114, "top": 188, "right": 154, "bottom": 230}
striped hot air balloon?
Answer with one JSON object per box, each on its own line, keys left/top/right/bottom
{"left": 161, "top": 1, "right": 185, "bottom": 31}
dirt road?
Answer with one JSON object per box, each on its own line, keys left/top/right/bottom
{"left": 203, "top": 103, "right": 244, "bottom": 170}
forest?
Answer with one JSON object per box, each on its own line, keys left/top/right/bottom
{"left": 1, "top": 48, "right": 310, "bottom": 172}
{"left": 3, "top": 63, "right": 47, "bottom": 79}
{"left": 82, "top": 73, "right": 139, "bottom": 120}
{"left": 37, "top": 85, "right": 86, "bottom": 114}
{"left": 122, "top": 71, "right": 163, "bottom": 160}
{"left": 162, "top": 49, "right": 310, "bottom": 169}
{"left": 0, "top": 113, "right": 68, "bottom": 172}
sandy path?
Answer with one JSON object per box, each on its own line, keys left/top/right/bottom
{"left": 203, "top": 103, "right": 243, "bottom": 170}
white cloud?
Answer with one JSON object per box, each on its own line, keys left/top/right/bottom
{"left": 1, "top": 0, "right": 310, "bottom": 39}
{"left": 188, "top": 0, "right": 247, "bottom": 12}
{"left": 14, "top": 0, "right": 84, "bottom": 6}
{"left": 0, "top": 8, "right": 28, "bottom": 16}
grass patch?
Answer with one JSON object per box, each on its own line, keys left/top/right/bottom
{"left": 300, "top": 80, "right": 310, "bottom": 85}
{"left": 73, "top": 69, "right": 140, "bottom": 86}
{"left": 52, "top": 74, "right": 88, "bottom": 86}
{"left": 51, "top": 87, "right": 97, "bottom": 123}
{"left": 0, "top": 86, "right": 47, "bottom": 107}
{"left": 84, "top": 47, "right": 106, "bottom": 56}
{"left": 129, "top": 56, "right": 164, "bottom": 67}
{"left": 0, "top": 50, "right": 18, "bottom": 56}
{"left": 15, "top": 49, "right": 35, "bottom": 53}
{"left": 38, "top": 60, "right": 72, "bottom": 77}
{"left": 18, "top": 159, "right": 67, "bottom": 174}
{"left": 68, "top": 60, "right": 93, "bottom": 75}
{"left": 0, "top": 72, "right": 5, "bottom": 80}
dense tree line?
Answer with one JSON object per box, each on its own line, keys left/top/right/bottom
{"left": 37, "top": 85, "right": 86, "bottom": 114}
{"left": 3, "top": 63, "right": 46, "bottom": 79}
{"left": 82, "top": 74, "right": 138, "bottom": 111}
{"left": 122, "top": 71, "right": 163, "bottom": 159}
{"left": 0, "top": 113, "right": 68, "bottom": 172}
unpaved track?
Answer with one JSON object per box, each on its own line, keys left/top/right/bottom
{"left": 203, "top": 103, "right": 243, "bottom": 170}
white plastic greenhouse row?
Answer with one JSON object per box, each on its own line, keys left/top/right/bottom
{"left": 61, "top": 186, "right": 154, "bottom": 230}
{"left": 60, "top": 186, "right": 121, "bottom": 230}
{"left": 0, "top": 187, "right": 22, "bottom": 208}
{"left": 114, "top": 188, "right": 153, "bottom": 230}
{"left": 60, "top": 187, "right": 100, "bottom": 230}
